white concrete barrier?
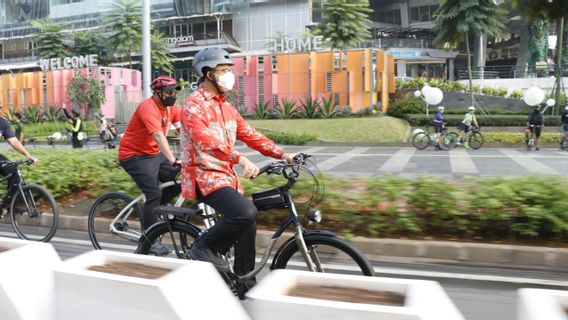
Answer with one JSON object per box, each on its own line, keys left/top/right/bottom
{"left": 245, "top": 269, "right": 465, "bottom": 320}
{"left": 0, "top": 237, "right": 60, "bottom": 320}
{"left": 517, "top": 288, "right": 568, "bottom": 320}
{"left": 54, "top": 250, "right": 250, "bottom": 320}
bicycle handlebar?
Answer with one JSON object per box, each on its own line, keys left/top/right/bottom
{"left": 255, "top": 153, "right": 312, "bottom": 178}
{"left": 0, "top": 159, "right": 34, "bottom": 168}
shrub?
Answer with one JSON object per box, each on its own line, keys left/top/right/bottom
{"left": 404, "top": 114, "right": 562, "bottom": 127}
{"left": 319, "top": 96, "right": 338, "bottom": 119}
{"left": 274, "top": 98, "right": 298, "bottom": 119}
{"left": 253, "top": 101, "right": 271, "bottom": 120}
{"left": 387, "top": 94, "right": 424, "bottom": 118}
{"left": 256, "top": 128, "right": 317, "bottom": 145}
{"left": 509, "top": 90, "right": 523, "bottom": 99}
{"left": 299, "top": 96, "right": 320, "bottom": 119}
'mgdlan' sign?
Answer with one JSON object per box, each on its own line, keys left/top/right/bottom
{"left": 40, "top": 54, "right": 98, "bottom": 72}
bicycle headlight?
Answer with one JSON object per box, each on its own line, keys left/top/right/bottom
{"left": 306, "top": 209, "right": 322, "bottom": 223}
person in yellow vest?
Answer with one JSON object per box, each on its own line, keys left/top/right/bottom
{"left": 64, "top": 108, "right": 85, "bottom": 148}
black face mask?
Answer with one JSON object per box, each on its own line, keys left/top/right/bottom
{"left": 163, "top": 95, "right": 177, "bottom": 106}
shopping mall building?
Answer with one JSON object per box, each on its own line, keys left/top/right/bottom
{"left": 0, "top": 0, "right": 532, "bottom": 116}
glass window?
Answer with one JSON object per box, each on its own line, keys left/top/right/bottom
{"left": 410, "top": 7, "right": 419, "bottom": 23}
{"left": 420, "top": 6, "right": 430, "bottom": 22}
{"left": 192, "top": 22, "right": 204, "bottom": 40}
{"left": 394, "top": 9, "right": 401, "bottom": 24}
{"left": 205, "top": 21, "right": 217, "bottom": 38}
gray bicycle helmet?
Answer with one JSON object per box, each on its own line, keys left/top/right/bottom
{"left": 192, "top": 47, "right": 233, "bottom": 77}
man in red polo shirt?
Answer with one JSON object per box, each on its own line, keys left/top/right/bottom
{"left": 119, "top": 76, "right": 182, "bottom": 256}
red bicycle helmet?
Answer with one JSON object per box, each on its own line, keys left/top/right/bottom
{"left": 150, "top": 76, "right": 181, "bottom": 91}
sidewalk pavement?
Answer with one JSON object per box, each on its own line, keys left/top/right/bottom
{"left": 58, "top": 198, "right": 568, "bottom": 272}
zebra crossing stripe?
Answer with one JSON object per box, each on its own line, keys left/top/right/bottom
{"left": 316, "top": 147, "right": 370, "bottom": 171}
{"left": 449, "top": 149, "right": 479, "bottom": 174}
{"left": 499, "top": 149, "right": 560, "bottom": 175}
{"left": 378, "top": 148, "right": 416, "bottom": 173}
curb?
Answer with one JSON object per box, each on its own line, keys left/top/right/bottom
{"left": 58, "top": 214, "right": 568, "bottom": 271}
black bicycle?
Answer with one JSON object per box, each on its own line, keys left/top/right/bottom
{"left": 0, "top": 160, "right": 59, "bottom": 241}
{"left": 135, "top": 153, "right": 375, "bottom": 297}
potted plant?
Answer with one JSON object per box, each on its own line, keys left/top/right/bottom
{"left": 518, "top": 288, "right": 568, "bottom": 320}
{"left": 244, "top": 269, "right": 465, "bottom": 320}
{"left": 54, "top": 250, "right": 250, "bottom": 320}
{"left": 0, "top": 237, "right": 61, "bottom": 320}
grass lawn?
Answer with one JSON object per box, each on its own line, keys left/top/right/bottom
{"left": 249, "top": 116, "right": 410, "bottom": 143}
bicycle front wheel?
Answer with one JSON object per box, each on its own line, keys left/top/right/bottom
{"left": 136, "top": 220, "right": 200, "bottom": 258}
{"left": 441, "top": 132, "right": 459, "bottom": 150}
{"left": 412, "top": 132, "right": 430, "bottom": 150}
{"left": 468, "top": 132, "right": 484, "bottom": 150}
{"left": 272, "top": 234, "right": 375, "bottom": 276}
{"left": 88, "top": 192, "right": 141, "bottom": 251}
{"left": 10, "top": 184, "right": 59, "bottom": 242}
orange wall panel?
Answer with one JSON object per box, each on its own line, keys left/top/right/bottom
{"left": 331, "top": 71, "right": 347, "bottom": 93}
{"left": 289, "top": 53, "right": 309, "bottom": 73}
{"left": 346, "top": 51, "right": 363, "bottom": 71}
{"left": 312, "top": 51, "right": 333, "bottom": 73}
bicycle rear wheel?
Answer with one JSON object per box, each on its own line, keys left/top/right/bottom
{"left": 88, "top": 192, "right": 141, "bottom": 251}
{"left": 271, "top": 234, "right": 375, "bottom": 276}
{"left": 468, "top": 132, "right": 484, "bottom": 150}
{"left": 412, "top": 132, "right": 430, "bottom": 150}
{"left": 10, "top": 184, "right": 59, "bottom": 242}
{"left": 136, "top": 220, "right": 200, "bottom": 258}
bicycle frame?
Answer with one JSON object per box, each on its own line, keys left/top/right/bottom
{"left": 107, "top": 180, "right": 185, "bottom": 240}
{"left": 0, "top": 164, "right": 26, "bottom": 209}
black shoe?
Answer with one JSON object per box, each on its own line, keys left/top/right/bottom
{"left": 149, "top": 240, "right": 170, "bottom": 256}
{"left": 434, "top": 145, "right": 440, "bottom": 151}
{"left": 189, "top": 240, "right": 230, "bottom": 272}
{"left": 535, "top": 147, "right": 540, "bottom": 151}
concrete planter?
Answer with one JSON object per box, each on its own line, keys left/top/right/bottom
{"left": 245, "top": 270, "right": 464, "bottom": 320}
{"left": 0, "top": 237, "right": 61, "bottom": 320}
{"left": 54, "top": 250, "right": 250, "bottom": 320}
{"left": 518, "top": 288, "right": 568, "bottom": 320}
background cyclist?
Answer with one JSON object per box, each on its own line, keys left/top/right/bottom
{"left": 458, "top": 106, "right": 479, "bottom": 148}
{"left": 179, "top": 47, "right": 294, "bottom": 288}
{"left": 432, "top": 105, "right": 446, "bottom": 151}
{"left": 525, "top": 104, "right": 544, "bottom": 151}
{"left": 118, "top": 76, "right": 182, "bottom": 255}
{"left": 561, "top": 105, "right": 568, "bottom": 146}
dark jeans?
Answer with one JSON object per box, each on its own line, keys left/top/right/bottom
{"left": 0, "top": 154, "right": 20, "bottom": 206}
{"left": 197, "top": 186, "right": 258, "bottom": 276}
{"left": 120, "top": 153, "right": 181, "bottom": 230}
{"left": 71, "top": 132, "right": 83, "bottom": 148}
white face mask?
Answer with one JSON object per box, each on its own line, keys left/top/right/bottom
{"left": 217, "top": 71, "right": 235, "bottom": 91}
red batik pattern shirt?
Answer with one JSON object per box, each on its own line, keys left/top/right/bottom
{"left": 179, "top": 87, "right": 283, "bottom": 199}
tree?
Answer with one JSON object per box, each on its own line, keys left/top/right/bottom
{"left": 313, "top": 0, "right": 373, "bottom": 67}
{"left": 72, "top": 31, "right": 114, "bottom": 66}
{"left": 433, "top": 0, "right": 507, "bottom": 105}
{"left": 151, "top": 30, "right": 175, "bottom": 75}
{"left": 103, "top": 0, "right": 142, "bottom": 68}
{"left": 511, "top": 0, "right": 568, "bottom": 114}
{"left": 68, "top": 72, "right": 106, "bottom": 118}
{"left": 31, "top": 19, "right": 68, "bottom": 59}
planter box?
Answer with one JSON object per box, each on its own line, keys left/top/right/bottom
{"left": 518, "top": 288, "right": 568, "bottom": 320}
{"left": 54, "top": 250, "right": 250, "bottom": 320}
{"left": 245, "top": 270, "right": 464, "bottom": 320}
{"left": 0, "top": 237, "right": 61, "bottom": 320}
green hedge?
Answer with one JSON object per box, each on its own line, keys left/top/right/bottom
{"left": 405, "top": 114, "right": 563, "bottom": 127}
{"left": 256, "top": 128, "right": 317, "bottom": 145}
{"left": 20, "top": 121, "right": 98, "bottom": 139}
{"left": 7, "top": 149, "right": 568, "bottom": 242}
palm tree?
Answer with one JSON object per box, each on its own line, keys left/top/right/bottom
{"left": 511, "top": 0, "right": 568, "bottom": 114}
{"left": 151, "top": 30, "right": 175, "bottom": 75}
{"left": 433, "top": 0, "right": 507, "bottom": 105}
{"left": 103, "top": 0, "right": 142, "bottom": 68}
{"left": 31, "top": 19, "right": 68, "bottom": 59}
{"left": 313, "top": 0, "right": 373, "bottom": 67}
{"left": 72, "top": 31, "right": 114, "bottom": 66}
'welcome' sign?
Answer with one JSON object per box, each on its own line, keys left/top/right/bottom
{"left": 40, "top": 54, "right": 98, "bottom": 72}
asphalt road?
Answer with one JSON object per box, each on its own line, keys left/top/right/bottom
{"left": 0, "top": 226, "right": 566, "bottom": 320}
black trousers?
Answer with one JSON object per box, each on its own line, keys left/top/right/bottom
{"left": 0, "top": 154, "right": 19, "bottom": 205}
{"left": 197, "top": 186, "right": 258, "bottom": 276}
{"left": 71, "top": 132, "right": 83, "bottom": 148}
{"left": 119, "top": 153, "right": 181, "bottom": 230}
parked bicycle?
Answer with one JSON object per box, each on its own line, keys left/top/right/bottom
{"left": 135, "top": 153, "right": 375, "bottom": 298}
{"left": 412, "top": 126, "right": 459, "bottom": 150}
{"left": 461, "top": 127, "right": 484, "bottom": 150}
{"left": 87, "top": 179, "right": 185, "bottom": 251}
{"left": 0, "top": 160, "right": 59, "bottom": 242}
{"left": 560, "top": 124, "right": 568, "bottom": 151}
